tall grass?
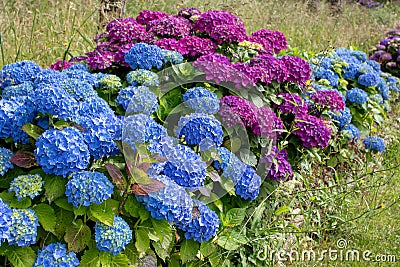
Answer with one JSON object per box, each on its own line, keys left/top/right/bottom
{"left": 0, "top": 0, "right": 399, "bottom": 68}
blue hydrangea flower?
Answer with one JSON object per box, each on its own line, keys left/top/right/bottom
{"left": 95, "top": 216, "right": 132, "bottom": 256}
{"left": 357, "top": 72, "right": 380, "bottom": 87}
{"left": 0, "top": 60, "right": 41, "bottom": 89}
{"left": 235, "top": 165, "right": 262, "bottom": 201}
{"left": 350, "top": 50, "right": 367, "bottom": 62}
{"left": 78, "top": 96, "right": 114, "bottom": 118}
{"left": 0, "top": 199, "right": 12, "bottom": 246}
{"left": 135, "top": 175, "right": 193, "bottom": 224}
{"left": 8, "top": 209, "right": 39, "bottom": 247}
{"left": 9, "top": 174, "right": 44, "bottom": 201}
{"left": 126, "top": 86, "right": 159, "bottom": 115}
{"left": 177, "top": 200, "right": 219, "bottom": 242}
{"left": 63, "top": 69, "right": 97, "bottom": 86}
{"left": 366, "top": 60, "right": 381, "bottom": 72}
{"left": 346, "top": 88, "right": 368, "bottom": 104}
{"left": 77, "top": 114, "right": 121, "bottom": 159}
{"left": 343, "top": 63, "right": 360, "bottom": 80}
{"left": 35, "top": 128, "right": 90, "bottom": 177}
{"left": 161, "top": 50, "right": 184, "bottom": 65}
{"left": 2, "top": 81, "right": 34, "bottom": 99}
{"left": 65, "top": 171, "right": 114, "bottom": 207}
{"left": 357, "top": 63, "right": 374, "bottom": 75}
{"left": 59, "top": 78, "right": 97, "bottom": 100}
{"left": 376, "top": 78, "right": 389, "bottom": 100}
{"left": 363, "top": 136, "right": 385, "bottom": 152}
{"left": 0, "top": 147, "right": 14, "bottom": 176}
{"left": 34, "top": 69, "right": 69, "bottom": 87}
{"left": 147, "top": 162, "right": 166, "bottom": 177}
{"left": 319, "top": 69, "right": 339, "bottom": 87}
{"left": 126, "top": 70, "right": 159, "bottom": 87}
{"left": 67, "top": 63, "right": 89, "bottom": 72}
{"left": 0, "top": 98, "right": 35, "bottom": 144}
{"left": 387, "top": 76, "right": 400, "bottom": 92}
{"left": 341, "top": 124, "right": 360, "bottom": 141}
{"left": 32, "top": 86, "right": 79, "bottom": 121}
{"left": 124, "top": 43, "right": 164, "bottom": 70}
{"left": 34, "top": 242, "right": 79, "bottom": 267}
{"left": 175, "top": 114, "right": 223, "bottom": 151}
{"left": 122, "top": 114, "right": 172, "bottom": 155}
{"left": 182, "top": 87, "right": 220, "bottom": 114}
{"left": 116, "top": 86, "right": 136, "bottom": 110}
{"left": 216, "top": 147, "right": 247, "bottom": 183}
{"left": 163, "top": 145, "right": 207, "bottom": 188}
{"left": 330, "top": 107, "right": 352, "bottom": 128}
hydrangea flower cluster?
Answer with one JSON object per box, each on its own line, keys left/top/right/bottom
{"left": 2, "top": 81, "right": 35, "bottom": 99}
{"left": 124, "top": 43, "right": 164, "bottom": 70}
{"left": 35, "top": 127, "right": 90, "bottom": 177}
{"left": 117, "top": 86, "right": 158, "bottom": 115}
{"left": 34, "top": 243, "right": 80, "bottom": 267}
{"left": 370, "top": 29, "right": 400, "bottom": 76}
{"left": 175, "top": 113, "right": 223, "bottom": 151}
{"left": 65, "top": 171, "right": 114, "bottom": 207}
{"left": 7, "top": 209, "right": 39, "bottom": 247}
{"left": 0, "top": 60, "right": 41, "bottom": 88}
{"left": 182, "top": 87, "right": 220, "bottom": 114}
{"left": 294, "top": 114, "right": 332, "bottom": 149}
{"left": 135, "top": 175, "right": 193, "bottom": 223}
{"left": 330, "top": 107, "right": 352, "bottom": 129}
{"left": 9, "top": 174, "right": 44, "bottom": 200}
{"left": 94, "top": 216, "right": 132, "bottom": 255}
{"left": 263, "top": 147, "right": 293, "bottom": 181}
{"left": 363, "top": 136, "right": 385, "bottom": 152}
{"left": 308, "top": 90, "right": 345, "bottom": 111}
{"left": 177, "top": 200, "right": 220, "bottom": 242}
{"left": 147, "top": 16, "right": 192, "bottom": 38}
{"left": 342, "top": 124, "right": 361, "bottom": 141}
{"left": 0, "top": 147, "right": 13, "bottom": 176}
{"left": 163, "top": 145, "right": 207, "bottom": 188}
{"left": 346, "top": 88, "right": 368, "bottom": 104}
{"left": 219, "top": 95, "right": 257, "bottom": 128}
{"left": 275, "top": 92, "right": 308, "bottom": 116}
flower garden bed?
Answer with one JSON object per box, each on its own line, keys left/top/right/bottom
{"left": 0, "top": 7, "right": 399, "bottom": 267}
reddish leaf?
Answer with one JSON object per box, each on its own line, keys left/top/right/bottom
{"left": 126, "top": 160, "right": 135, "bottom": 178}
{"left": 70, "top": 123, "right": 86, "bottom": 132}
{"left": 10, "top": 151, "right": 36, "bottom": 168}
{"left": 137, "top": 162, "right": 150, "bottom": 173}
{"left": 131, "top": 179, "right": 165, "bottom": 196}
{"left": 151, "top": 155, "right": 168, "bottom": 162}
{"left": 105, "top": 164, "right": 125, "bottom": 191}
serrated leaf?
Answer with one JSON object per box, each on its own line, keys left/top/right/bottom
{"left": 152, "top": 230, "right": 174, "bottom": 261}
{"left": 200, "top": 241, "right": 216, "bottom": 257}
{"left": 10, "top": 197, "right": 31, "bottom": 209}
{"left": 180, "top": 239, "right": 199, "bottom": 263}
{"left": 10, "top": 151, "right": 36, "bottom": 168}
{"left": 105, "top": 163, "right": 126, "bottom": 191}
{"left": 151, "top": 218, "right": 171, "bottom": 243}
{"left": 135, "top": 228, "right": 150, "bottom": 254}
{"left": 130, "top": 167, "right": 151, "bottom": 185}
{"left": 131, "top": 178, "right": 165, "bottom": 195}
{"left": 124, "top": 244, "right": 139, "bottom": 266}
{"left": 33, "top": 203, "right": 56, "bottom": 233}
{"left": 90, "top": 199, "right": 118, "bottom": 226}
{"left": 98, "top": 252, "right": 130, "bottom": 267}
{"left": 64, "top": 219, "right": 91, "bottom": 252}
{"left": 44, "top": 176, "right": 66, "bottom": 203}
{"left": 54, "top": 208, "right": 74, "bottom": 239}
{"left": 80, "top": 248, "right": 101, "bottom": 267}
{"left": 54, "top": 197, "right": 74, "bottom": 211}
{"left": 137, "top": 162, "right": 150, "bottom": 173}
{"left": 223, "top": 208, "right": 247, "bottom": 227}
{"left": 5, "top": 246, "right": 36, "bottom": 267}
{"left": 217, "top": 230, "right": 248, "bottom": 251}
{"left": 124, "top": 195, "right": 141, "bottom": 218}
{"left": 274, "top": 205, "right": 290, "bottom": 216}
{"left": 73, "top": 205, "right": 89, "bottom": 216}
{"left": 22, "top": 123, "right": 44, "bottom": 139}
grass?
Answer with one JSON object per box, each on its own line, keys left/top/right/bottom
{"left": 0, "top": 0, "right": 400, "bottom": 266}
{"left": 0, "top": 0, "right": 399, "bottom": 68}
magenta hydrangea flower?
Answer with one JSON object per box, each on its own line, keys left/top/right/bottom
{"left": 50, "top": 60, "right": 71, "bottom": 71}
{"left": 280, "top": 55, "right": 311, "bottom": 87}
{"left": 249, "top": 54, "right": 288, "bottom": 83}
{"left": 275, "top": 92, "right": 308, "bottom": 116}
{"left": 86, "top": 49, "right": 115, "bottom": 70}
{"left": 193, "top": 10, "right": 245, "bottom": 34}
{"left": 293, "top": 114, "right": 332, "bottom": 149}
{"left": 136, "top": 10, "right": 170, "bottom": 26}
{"left": 253, "top": 106, "right": 284, "bottom": 138}
{"left": 249, "top": 29, "right": 288, "bottom": 54}
{"left": 309, "top": 90, "right": 345, "bottom": 111}
{"left": 106, "top": 17, "right": 147, "bottom": 44}
{"left": 233, "top": 62, "right": 268, "bottom": 84}
{"left": 209, "top": 23, "right": 247, "bottom": 44}
{"left": 219, "top": 95, "right": 258, "bottom": 129}
{"left": 178, "top": 36, "right": 216, "bottom": 57}
{"left": 154, "top": 38, "right": 180, "bottom": 51}
{"left": 146, "top": 16, "right": 192, "bottom": 38}
{"left": 263, "top": 147, "right": 293, "bottom": 181}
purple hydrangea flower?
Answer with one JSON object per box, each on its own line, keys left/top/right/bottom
{"left": 294, "top": 114, "right": 332, "bottom": 148}
{"left": 275, "top": 92, "right": 308, "bottom": 116}
{"left": 147, "top": 16, "right": 192, "bottom": 38}
{"left": 263, "top": 147, "right": 293, "bottom": 181}
{"left": 136, "top": 10, "right": 170, "bottom": 26}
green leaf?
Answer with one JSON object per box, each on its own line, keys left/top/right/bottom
{"left": 274, "top": 205, "right": 290, "bottom": 216}
{"left": 0, "top": 191, "right": 14, "bottom": 202}
{"left": 64, "top": 219, "right": 91, "bottom": 252}
{"left": 180, "top": 239, "right": 199, "bottom": 263}
{"left": 200, "top": 241, "right": 216, "bottom": 257}
{"left": 44, "top": 175, "right": 66, "bottom": 203}
{"left": 135, "top": 228, "right": 150, "bottom": 254}
{"left": 217, "top": 230, "right": 248, "bottom": 251}
{"left": 73, "top": 205, "right": 89, "bottom": 217}
{"left": 90, "top": 199, "right": 119, "bottom": 226}
{"left": 22, "top": 123, "right": 45, "bottom": 139}
{"left": 151, "top": 218, "right": 171, "bottom": 243}
{"left": 124, "top": 244, "right": 139, "bottom": 266}
{"left": 152, "top": 230, "right": 174, "bottom": 261}
{"left": 130, "top": 168, "right": 151, "bottom": 185}
{"left": 98, "top": 252, "right": 130, "bottom": 267}
{"left": 54, "top": 197, "right": 73, "bottom": 211}
{"left": 54, "top": 208, "right": 74, "bottom": 239}
{"left": 80, "top": 248, "right": 101, "bottom": 267}
{"left": 208, "top": 251, "right": 222, "bottom": 267}
{"left": 10, "top": 197, "right": 31, "bottom": 209}
{"left": 4, "top": 246, "right": 36, "bottom": 267}
{"left": 124, "top": 195, "right": 141, "bottom": 218}
{"left": 223, "top": 208, "right": 247, "bottom": 227}
{"left": 33, "top": 203, "right": 56, "bottom": 233}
